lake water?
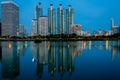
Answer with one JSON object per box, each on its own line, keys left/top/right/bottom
{"left": 0, "top": 41, "right": 120, "bottom": 80}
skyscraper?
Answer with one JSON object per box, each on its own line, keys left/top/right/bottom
{"left": 35, "top": 2, "right": 43, "bottom": 34}
{"left": 48, "top": 4, "right": 56, "bottom": 35}
{"left": 58, "top": 4, "right": 65, "bottom": 34}
{"left": 38, "top": 16, "right": 48, "bottom": 36}
{"left": 1, "top": 1, "right": 19, "bottom": 36}
{"left": 66, "top": 5, "right": 74, "bottom": 34}
{"left": 30, "top": 19, "right": 37, "bottom": 36}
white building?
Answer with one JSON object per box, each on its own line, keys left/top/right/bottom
{"left": 38, "top": 16, "right": 48, "bottom": 36}
{"left": 17, "top": 24, "right": 27, "bottom": 37}
{"left": 30, "top": 19, "right": 37, "bottom": 36}
{"left": 70, "top": 24, "right": 82, "bottom": 34}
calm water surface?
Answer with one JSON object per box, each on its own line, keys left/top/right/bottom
{"left": 0, "top": 41, "right": 120, "bottom": 80}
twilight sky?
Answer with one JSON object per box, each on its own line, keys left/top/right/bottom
{"left": 0, "top": 0, "right": 120, "bottom": 34}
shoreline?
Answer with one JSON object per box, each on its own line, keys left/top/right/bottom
{"left": 0, "top": 38, "right": 119, "bottom": 41}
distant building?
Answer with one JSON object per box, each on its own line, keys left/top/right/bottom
{"left": 38, "top": 16, "right": 48, "bottom": 36}
{"left": 70, "top": 24, "right": 82, "bottom": 35}
{"left": 84, "top": 31, "right": 91, "bottom": 36}
{"left": 58, "top": 4, "right": 65, "bottom": 34}
{"left": 93, "top": 29, "right": 113, "bottom": 36}
{"left": 112, "top": 27, "right": 120, "bottom": 34}
{"left": 17, "top": 24, "right": 26, "bottom": 37}
{"left": 30, "top": 19, "right": 37, "bottom": 36}
{"left": 35, "top": 2, "right": 43, "bottom": 34}
{"left": 111, "top": 18, "right": 120, "bottom": 34}
{"left": 66, "top": 5, "right": 74, "bottom": 34}
{"left": 104, "top": 30, "right": 112, "bottom": 36}
{"left": 98, "top": 29, "right": 105, "bottom": 36}
{"left": 48, "top": 4, "right": 56, "bottom": 35}
{"left": 94, "top": 29, "right": 106, "bottom": 36}
{"left": 1, "top": 1, "right": 19, "bottom": 36}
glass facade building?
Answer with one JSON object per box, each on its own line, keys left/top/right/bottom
{"left": 1, "top": 1, "right": 19, "bottom": 36}
{"left": 57, "top": 4, "right": 65, "bottom": 34}
{"left": 35, "top": 2, "right": 43, "bottom": 34}
{"left": 66, "top": 5, "right": 74, "bottom": 34}
{"left": 48, "top": 4, "right": 56, "bottom": 35}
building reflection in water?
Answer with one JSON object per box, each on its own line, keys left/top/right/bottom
{"left": 30, "top": 40, "right": 120, "bottom": 78}
{"left": 37, "top": 41, "right": 49, "bottom": 78}
{"left": 0, "top": 40, "right": 119, "bottom": 79}
{"left": 30, "top": 41, "right": 49, "bottom": 78}
{"left": 0, "top": 42, "right": 2, "bottom": 62}
{"left": 30, "top": 41, "right": 84, "bottom": 78}
{"left": 48, "top": 42, "right": 56, "bottom": 76}
{"left": 1, "top": 42, "right": 20, "bottom": 79}
{"left": 111, "top": 41, "right": 120, "bottom": 61}
{"left": 105, "top": 40, "right": 109, "bottom": 50}
{"left": 67, "top": 42, "right": 74, "bottom": 74}
{"left": 58, "top": 41, "right": 67, "bottom": 76}
{"left": 88, "top": 41, "right": 92, "bottom": 49}
{"left": 17, "top": 41, "right": 27, "bottom": 56}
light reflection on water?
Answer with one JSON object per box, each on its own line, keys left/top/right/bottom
{"left": 0, "top": 41, "right": 120, "bottom": 80}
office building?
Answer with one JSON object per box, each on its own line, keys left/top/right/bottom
{"left": 111, "top": 18, "right": 120, "bottom": 34}
{"left": 17, "top": 24, "right": 26, "bottom": 37}
{"left": 112, "top": 27, "right": 120, "bottom": 34}
{"left": 48, "top": 4, "right": 56, "bottom": 35}
{"left": 58, "top": 4, "right": 65, "bottom": 34}
{"left": 70, "top": 24, "right": 82, "bottom": 35}
{"left": 1, "top": 1, "right": 19, "bottom": 36}
{"left": 30, "top": 19, "right": 37, "bottom": 36}
{"left": 66, "top": 5, "right": 74, "bottom": 34}
{"left": 38, "top": 16, "right": 48, "bottom": 36}
{"left": 35, "top": 2, "right": 43, "bottom": 34}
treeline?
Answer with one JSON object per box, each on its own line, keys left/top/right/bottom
{"left": 0, "top": 33, "right": 120, "bottom": 41}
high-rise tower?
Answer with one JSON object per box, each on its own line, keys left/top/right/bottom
{"left": 58, "top": 4, "right": 65, "bottom": 34}
{"left": 35, "top": 2, "right": 43, "bottom": 19}
{"left": 48, "top": 4, "right": 56, "bottom": 35}
{"left": 111, "top": 18, "right": 114, "bottom": 29}
{"left": 35, "top": 2, "right": 43, "bottom": 34}
{"left": 1, "top": 1, "right": 19, "bottom": 36}
{"left": 66, "top": 5, "right": 74, "bottom": 34}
